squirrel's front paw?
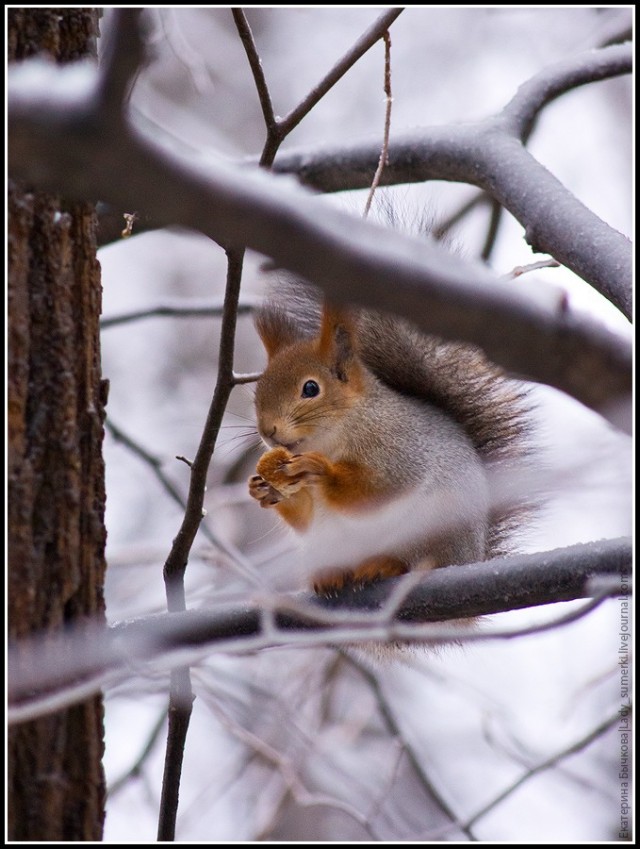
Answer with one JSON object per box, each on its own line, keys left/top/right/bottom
{"left": 248, "top": 474, "right": 283, "bottom": 508}
{"left": 256, "top": 448, "right": 327, "bottom": 496}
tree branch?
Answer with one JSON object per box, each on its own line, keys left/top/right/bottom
{"left": 232, "top": 9, "right": 277, "bottom": 139}
{"left": 8, "top": 77, "right": 632, "bottom": 423}
{"left": 277, "top": 8, "right": 404, "bottom": 139}
{"left": 461, "top": 709, "right": 623, "bottom": 831}
{"left": 100, "top": 296, "right": 259, "bottom": 328}
{"left": 8, "top": 537, "right": 631, "bottom": 723}
{"left": 363, "top": 29, "right": 393, "bottom": 219}
{"left": 96, "top": 8, "right": 146, "bottom": 118}
{"left": 267, "top": 43, "right": 632, "bottom": 320}
{"left": 501, "top": 41, "right": 632, "bottom": 142}
{"left": 345, "top": 655, "right": 479, "bottom": 840}
{"left": 269, "top": 128, "right": 632, "bottom": 320}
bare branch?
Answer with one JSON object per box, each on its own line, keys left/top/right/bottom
{"left": 233, "top": 7, "right": 403, "bottom": 168}
{"left": 8, "top": 117, "right": 631, "bottom": 422}
{"left": 105, "top": 417, "right": 189, "bottom": 511}
{"left": 157, "top": 666, "right": 192, "bottom": 841}
{"left": 208, "top": 698, "right": 377, "bottom": 838}
{"left": 162, "top": 249, "right": 245, "bottom": 608}
{"left": 270, "top": 127, "right": 632, "bottom": 320}
{"left": 363, "top": 30, "right": 393, "bottom": 219}
{"left": 155, "top": 247, "right": 247, "bottom": 839}
{"left": 232, "top": 370, "right": 262, "bottom": 385}
{"left": 462, "top": 709, "right": 623, "bottom": 831}
{"left": 96, "top": 8, "right": 146, "bottom": 117}
{"left": 501, "top": 41, "right": 632, "bottom": 142}
{"left": 100, "top": 296, "right": 259, "bottom": 328}
{"left": 108, "top": 708, "right": 167, "bottom": 796}
{"left": 480, "top": 198, "right": 503, "bottom": 263}
{"left": 232, "top": 8, "right": 277, "bottom": 137}
{"left": 8, "top": 538, "right": 631, "bottom": 723}
{"left": 4, "top": 587, "right": 621, "bottom": 727}
{"left": 277, "top": 8, "right": 404, "bottom": 139}
{"left": 105, "top": 417, "right": 258, "bottom": 581}
{"left": 345, "top": 655, "right": 478, "bottom": 841}
{"left": 500, "top": 258, "right": 561, "bottom": 281}
{"left": 432, "top": 192, "right": 489, "bottom": 240}
{"left": 268, "top": 44, "right": 632, "bottom": 319}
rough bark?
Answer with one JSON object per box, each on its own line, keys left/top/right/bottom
{"left": 7, "top": 8, "right": 107, "bottom": 841}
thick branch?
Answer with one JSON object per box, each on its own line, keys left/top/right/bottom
{"left": 8, "top": 97, "right": 631, "bottom": 424}
{"left": 268, "top": 43, "right": 632, "bottom": 319}
{"left": 96, "top": 8, "right": 146, "bottom": 117}
{"left": 8, "top": 538, "right": 632, "bottom": 721}
{"left": 269, "top": 125, "right": 631, "bottom": 319}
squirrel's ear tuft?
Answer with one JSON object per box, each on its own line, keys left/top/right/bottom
{"left": 255, "top": 306, "right": 303, "bottom": 359}
{"left": 318, "top": 303, "right": 358, "bottom": 382}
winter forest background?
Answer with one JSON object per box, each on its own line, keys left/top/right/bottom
{"left": 8, "top": 6, "right": 632, "bottom": 843}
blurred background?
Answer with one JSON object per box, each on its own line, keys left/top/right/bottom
{"left": 97, "top": 7, "right": 632, "bottom": 841}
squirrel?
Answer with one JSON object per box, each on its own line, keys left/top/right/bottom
{"left": 248, "top": 274, "right": 533, "bottom": 597}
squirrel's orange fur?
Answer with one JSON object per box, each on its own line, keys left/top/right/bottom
{"left": 249, "top": 281, "right": 532, "bottom": 596}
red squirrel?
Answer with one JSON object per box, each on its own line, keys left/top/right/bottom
{"left": 249, "top": 281, "right": 531, "bottom": 596}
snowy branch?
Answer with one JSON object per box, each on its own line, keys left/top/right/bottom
{"left": 8, "top": 24, "right": 631, "bottom": 424}
{"left": 8, "top": 537, "right": 631, "bottom": 724}
{"left": 270, "top": 43, "right": 632, "bottom": 319}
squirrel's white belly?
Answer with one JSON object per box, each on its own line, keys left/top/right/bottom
{"left": 299, "top": 483, "right": 486, "bottom": 576}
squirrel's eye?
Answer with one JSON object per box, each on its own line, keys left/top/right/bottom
{"left": 301, "top": 380, "right": 320, "bottom": 398}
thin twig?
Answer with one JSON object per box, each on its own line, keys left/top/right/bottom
{"left": 344, "top": 654, "right": 479, "bottom": 841}
{"left": 158, "top": 8, "right": 215, "bottom": 96}
{"left": 232, "top": 9, "right": 277, "bottom": 145}
{"left": 480, "top": 197, "right": 503, "bottom": 262}
{"left": 232, "top": 370, "right": 262, "bottom": 385}
{"left": 461, "top": 709, "right": 624, "bottom": 830}
{"left": 207, "top": 699, "right": 377, "bottom": 838}
{"left": 500, "top": 258, "right": 561, "bottom": 281}
{"left": 363, "top": 30, "right": 393, "bottom": 219}
{"left": 433, "top": 192, "right": 488, "bottom": 240}
{"left": 278, "top": 8, "right": 403, "bottom": 138}
{"left": 105, "top": 418, "right": 188, "bottom": 513}
{"left": 108, "top": 708, "right": 167, "bottom": 796}
{"left": 162, "top": 248, "right": 246, "bottom": 609}
{"left": 157, "top": 248, "right": 246, "bottom": 841}
{"left": 105, "top": 417, "right": 255, "bottom": 575}
{"left": 100, "top": 297, "right": 259, "bottom": 328}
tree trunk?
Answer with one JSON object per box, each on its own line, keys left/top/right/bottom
{"left": 8, "top": 9, "right": 107, "bottom": 841}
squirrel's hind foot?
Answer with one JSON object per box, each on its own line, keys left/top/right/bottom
{"left": 313, "top": 555, "right": 409, "bottom": 596}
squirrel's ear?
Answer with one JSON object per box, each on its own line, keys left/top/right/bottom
{"left": 318, "top": 303, "right": 358, "bottom": 382}
{"left": 255, "top": 306, "right": 302, "bottom": 359}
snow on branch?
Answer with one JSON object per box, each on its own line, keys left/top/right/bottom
{"left": 8, "top": 18, "right": 631, "bottom": 425}
{"left": 270, "top": 42, "right": 632, "bottom": 319}
{"left": 8, "top": 537, "right": 631, "bottom": 724}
